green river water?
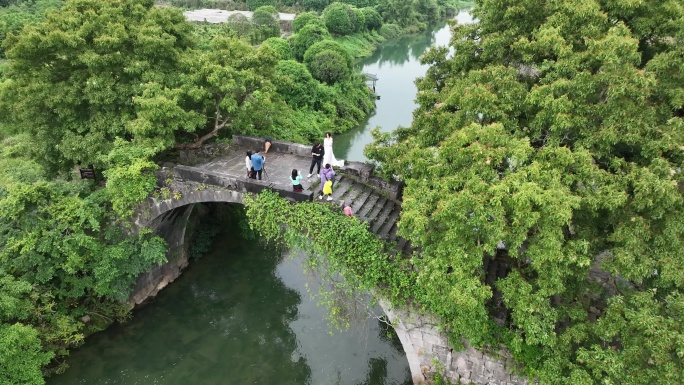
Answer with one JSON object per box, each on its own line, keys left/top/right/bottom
{"left": 46, "top": 13, "right": 472, "bottom": 385}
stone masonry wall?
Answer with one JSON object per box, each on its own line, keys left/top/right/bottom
{"left": 129, "top": 203, "right": 197, "bottom": 306}
{"left": 381, "top": 301, "right": 529, "bottom": 385}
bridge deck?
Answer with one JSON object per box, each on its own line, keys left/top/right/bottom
{"left": 174, "top": 136, "right": 412, "bottom": 255}
{"left": 197, "top": 149, "right": 323, "bottom": 194}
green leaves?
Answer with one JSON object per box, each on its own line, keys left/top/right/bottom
{"left": 0, "top": 323, "right": 54, "bottom": 385}
{"left": 102, "top": 138, "right": 159, "bottom": 219}
{"left": 1, "top": 0, "right": 193, "bottom": 172}
{"left": 367, "top": 0, "right": 684, "bottom": 382}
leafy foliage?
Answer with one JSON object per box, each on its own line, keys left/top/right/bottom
{"left": 0, "top": 0, "right": 62, "bottom": 57}
{"left": 244, "top": 191, "right": 415, "bottom": 319}
{"left": 0, "top": 0, "right": 193, "bottom": 173}
{"left": 292, "top": 11, "right": 323, "bottom": 33}
{"left": 366, "top": 0, "right": 684, "bottom": 383}
{"left": 0, "top": 323, "right": 54, "bottom": 385}
{"left": 360, "top": 7, "right": 381, "bottom": 31}
{"left": 246, "top": 0, "right": 274, "bottom": 11}
{"left": 303, "top": 39, "right": 353, "bottom": 85}
{"left": 323, "top": 2, "right": 355, "bottom": 35}
{"left": 261, "top": 36, "right": 292, "bottom": 60}
{"left": 290, "top": 22, "right": 330, "bottom": 61}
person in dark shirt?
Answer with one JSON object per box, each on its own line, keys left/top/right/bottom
{"left": 308, "top": 142, "right": 324, "bottom": 177}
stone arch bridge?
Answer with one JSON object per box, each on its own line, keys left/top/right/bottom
{"left": 129, "top": 136, "right": 528, "bottom": 385}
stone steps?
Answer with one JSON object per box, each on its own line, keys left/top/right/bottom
{"left": 371, "top": 202, "right": 396, "bottom": 233}
{"left": 378, "top": 208, "right": 401, "bottom": 239}
{"left": 350, "top": 187, "right": 373, "bottom": 214}
{"left": 307, "top": 172, "right": 414, "bottom": 257}
{"left": 331, "top": 179, "right": 354, "bottom": 200}
{"left": 356, "top": 194, "right": 378, "bottom": 218}
{"left": 364, "top": 197, "right": 388, "bottom": 223}
{"left": 339, "top": 182, "right": 365, "bottom": 204}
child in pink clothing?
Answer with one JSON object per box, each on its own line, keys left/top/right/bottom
{"left": 343, "top": 203, "right": 353, "bottom": 217}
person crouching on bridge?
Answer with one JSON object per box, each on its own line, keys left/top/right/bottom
{"left": 319, "top": 164, "right": 335, "bottom": 201}
{"left": 291, "top": 169, "right": 303, "bottom": 192}
{"left": 250, "top": 150, "right": 265, "bottom": 180}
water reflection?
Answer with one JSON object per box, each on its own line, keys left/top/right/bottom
{"left": 336, "top": 10, "right": 474, "bottom": 162}
{"left": 47, "top": 211, "right": 410, "bottom": 385}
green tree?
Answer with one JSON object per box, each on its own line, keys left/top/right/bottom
{"left": 273, "top": 60, "right": 318, "bottom": 108}
{"left": 322, "top": 2, "right": 354, "bottom": 35}
{"left": 225, "top": 12, "right": 252, "bottom": 38}
{"left": 360, "top": 7, "right": 382, "bottom": 31}
{"left": 303, "top": 39, "right": 353, "bottom": 73}
{"left": 0, "top": 323, "right": 54, "bottom": 385}
{"left": 246, "top": 0, "right": 273, "bottom": 11}
{"left": 366, "top": 0, "right": 684, "bottom": 383}
{"left": 133, "top": 36, "right": 280, "bottom": 149}
{"left": 290, "top": 22, "right": 330, "bottom": 61}
{"left": 0, "top": 0, "right": 193, "bottom": 173}
{"left": 261, "top": 37, "right": 292, "bottom": 60}
{"left": 250, "top": 5, "right": 280, "bottom": 44}
{"left": 376, "top": 0, "right": 421, "bottom": 29}
{"left": 292, "top": 11, "right": 322, "bottom": 33}
{"left": 301, "top": 0, "right": 330, "bottom": 11}
{"left": 305, "top": 49, "right": 350, "bottom": 84}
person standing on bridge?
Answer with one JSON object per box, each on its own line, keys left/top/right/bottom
{"left": 308, "top": 142, "right": 324, "bottom": 178}
{"left": 250, "top": 150, "right": 265, "bottom": 180}
{"left": 319, "top": 163, "right": 335, "bottom": 201}
{"left": 323, "top": 132, "right": 344, "bottom": 168}
{"left": 245, "top": 150, "right": 253, "bottom": 178}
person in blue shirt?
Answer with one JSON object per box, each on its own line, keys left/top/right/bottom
{"left": 250, "top": 150, "right": 265, "bottom": 180}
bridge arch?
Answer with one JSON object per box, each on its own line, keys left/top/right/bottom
{"left": 136, "top": 187, "right": 247, "bottom": 228}
{"left": 130, "top": 153, "right": 528, "bottom": 385}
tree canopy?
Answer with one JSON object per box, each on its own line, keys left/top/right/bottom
{"left": 367, "top": 0, "right": 684, "bottom": 383}
{"left": 0, "top": 0, "right": 193, "bottom": 173}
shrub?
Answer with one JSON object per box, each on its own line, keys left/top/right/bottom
{"left": 246, "top": 0, "right": 274, "bottom": 11}
{"left": 303, "top": 39, "right": 353, "bottom": 71}
{"left": 361, "top": 7, "right": 382, "bottom": 31}
{"left": 305, "top": 50, "right": 350, "bottom": 84}
{"left": 292, "top": 11, "right": 323, "bottom": 33}
{"left": 290, "top": 23, "right": 331, "bottom": 61}
{"left": 261, "top": 37, "right": 292, "bottom": 60}
{"left": 322, "top": 2, "right": 354, "bottom": 35}
{"left": 379, "top": 23, "right": 401, "bottom": 39}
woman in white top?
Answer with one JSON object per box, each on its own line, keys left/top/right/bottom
{"left": 245, "top": 151, "right": 253, "bottom": 178}
{"left": 322, "top": 132, "right": 344, "bottom": 168}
